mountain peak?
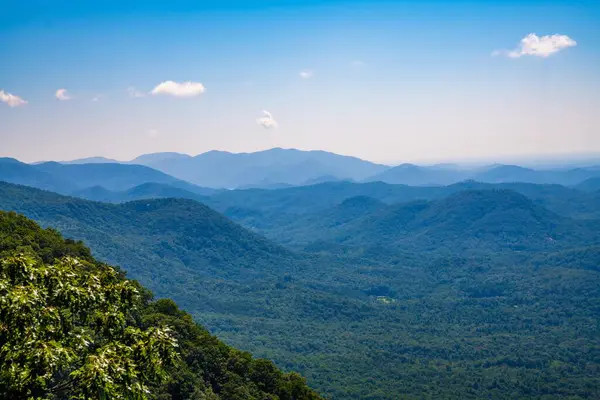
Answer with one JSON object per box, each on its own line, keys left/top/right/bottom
{"left": 62, "top": 156, "right": 120, "bottom": 164}
{"left": 131, "top": 152, "right": 192, "bottom": 165}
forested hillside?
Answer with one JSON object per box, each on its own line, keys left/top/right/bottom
{"left": 252, "top": 190, "right": 600, "bottom": 252}
{"left": 205, "top": 180, "right": 600, "bottom": 221}
{"left": 1, "top": 180, "right": 600, "bottom": 399}
{"left": 0, "top": 211, "right": 322, "bottom": 399}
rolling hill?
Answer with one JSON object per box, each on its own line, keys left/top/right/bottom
{"left": 0, "top": 181, "right": 292, "bottom": 286}
{"left": 247, "top": 189, "right": 600, "bottom": 252}
{"left": 207, "top": 180, "right": 600, "bottom": 225}
{"left": 73, "top": 182, "right": 212, "bottom": 203}
{"left": 575, "top": 176, "right": 600, "bottom": 192}
{"left": 470, "top": 164, "right": 540, "bottom": 183}
{"left": 366, "top": 163, "right": 469, "bottom": 185}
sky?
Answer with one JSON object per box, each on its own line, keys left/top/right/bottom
{"left": 1, "top": 0, "right": 599, "bottom": 164}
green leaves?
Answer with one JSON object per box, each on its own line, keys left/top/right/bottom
{"left": 0, "top": 211, "right": 323, "bottom": 400}
{"left": 0, "top": 254, "right": 178, "bottom": 399}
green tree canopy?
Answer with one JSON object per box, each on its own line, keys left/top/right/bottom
{"left": 0, "top": 254, "right": 178, "bottom": 399}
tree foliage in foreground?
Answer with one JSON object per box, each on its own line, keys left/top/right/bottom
{"left": 0, "top": 254, "right": 178, "bottom": 399}
{"left": 0, "top": 210, "right": 323, "bottom": 400}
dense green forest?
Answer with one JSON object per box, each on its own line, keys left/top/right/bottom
{"left": 0, "top": 210, "right": 322, "bottom": 399}
{"left": 229, "top": 189, "right": 600, "bottom": 252}
{"left": 1, "top": 181, "right": 600, "bottom": 398}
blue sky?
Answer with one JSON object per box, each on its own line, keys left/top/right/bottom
{"left": 1, "top": 0, "right": 599, "bottom": 163}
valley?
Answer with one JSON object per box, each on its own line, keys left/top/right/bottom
{"left": 1, "top": 152, "right": 599, "bottom": 399}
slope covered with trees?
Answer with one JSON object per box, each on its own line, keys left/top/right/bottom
{"left": 0, "top": 211, "right": 322, "bottom": 399}
{"left": 206, "top": 180, "right": 600, "bottom": 224}
{"left": 224, "top": 189, "right": 600, "bottom": 253}
{"left": 1, "top": 181, "right": 600, "bottom": 399}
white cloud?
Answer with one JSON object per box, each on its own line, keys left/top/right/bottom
{"left": 55, "top": 88, "right": 72, "bottom": 101}
{"left": 299, "top": 70, "right": 314, "bottom": 79}
{"left": 147, "top": 129, "right": 159, "bottom": 138}
{"left": 257, "top": 110, "right": 278, "bottom": 129}
{"left": 0, "top": 90, "right": 27, "bottom": 107}
{"left": 494, "top": 33, "right": 577, "bottom": 58}
{"left": 150, "top": 81, "right": 205, "bottom": 97}
{"left": 127, "top": 86, "right": 146, "bottom": 98}
{"left": 91, "top": 94, "right": 103, "bottom": 102}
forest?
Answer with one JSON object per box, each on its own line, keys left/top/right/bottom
{"left": 1, "top": 180, "right": 599, "bottom": 399}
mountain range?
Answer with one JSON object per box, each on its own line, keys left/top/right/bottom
{"left": 53, "top": 148, "right": 600, "bottom": 189}
{"left": 5, "top": 152, "right": 600, "bottom": 221}
{"left": 0, "top": 158, "right": 216, "bottom": 196}
{"left": 128, "top": 148, "right": 388, "bottom": 188}
{"left": 369, "top": 163, "right": 600, "bottom": 186}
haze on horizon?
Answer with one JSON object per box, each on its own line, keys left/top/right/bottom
{"left": 1, "top": 0, "right": 599, "bottom": 164}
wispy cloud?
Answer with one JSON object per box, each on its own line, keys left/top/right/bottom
{"left": 55, "top": 88, "right": 72, "bottom": 101}
{"left": 299, "top": 70, "right": 314, "bottom": 79}
{"left": 494, "top": 33, "right": 577, "bottom": 58}
{"left": 147, "top": 129, "right": 159, "bottom": 138}
{"left": 150, "top": 81, "right": 205, "bottom": 97}
{"left": 352, "top": 60, "right": 365, "bottom": 68}
{"left": 257, "top": 110, "right": 278, "bottom": 129}
{"left": 91, "top": 94, "right": 103, "bottom": 102}
{"left": 0, "top": 90, "right": 27, "bottom": 107}
{"left": 127, "top": 87, "right": 146, "bottom": 98}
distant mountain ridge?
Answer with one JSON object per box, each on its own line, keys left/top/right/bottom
{"left": 369, "top": 163, "right": 600, "bottom": 186}
{"left": 129, "top": 148, "right": 388, "bottom": 188}
{"left": 61, "top": 156, "right": 120, "bottom": 164}
{"left": 73, "top": 182, "right": 211, "bottom": 203}
{"left": 0, "top": 157, "right": 76, "bottom": 193}
{"left": 0, "top": 158, "right": 215, "bottom": 196}
{"left": 368, "top": 163, "right": 469, "bottom": 186}
{"left": 55, "top": 148, "right": 600, "bottom": 189}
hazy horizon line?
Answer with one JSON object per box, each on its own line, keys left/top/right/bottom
{"left": 12, "top": 147, "right": 600, "bottom": 169}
